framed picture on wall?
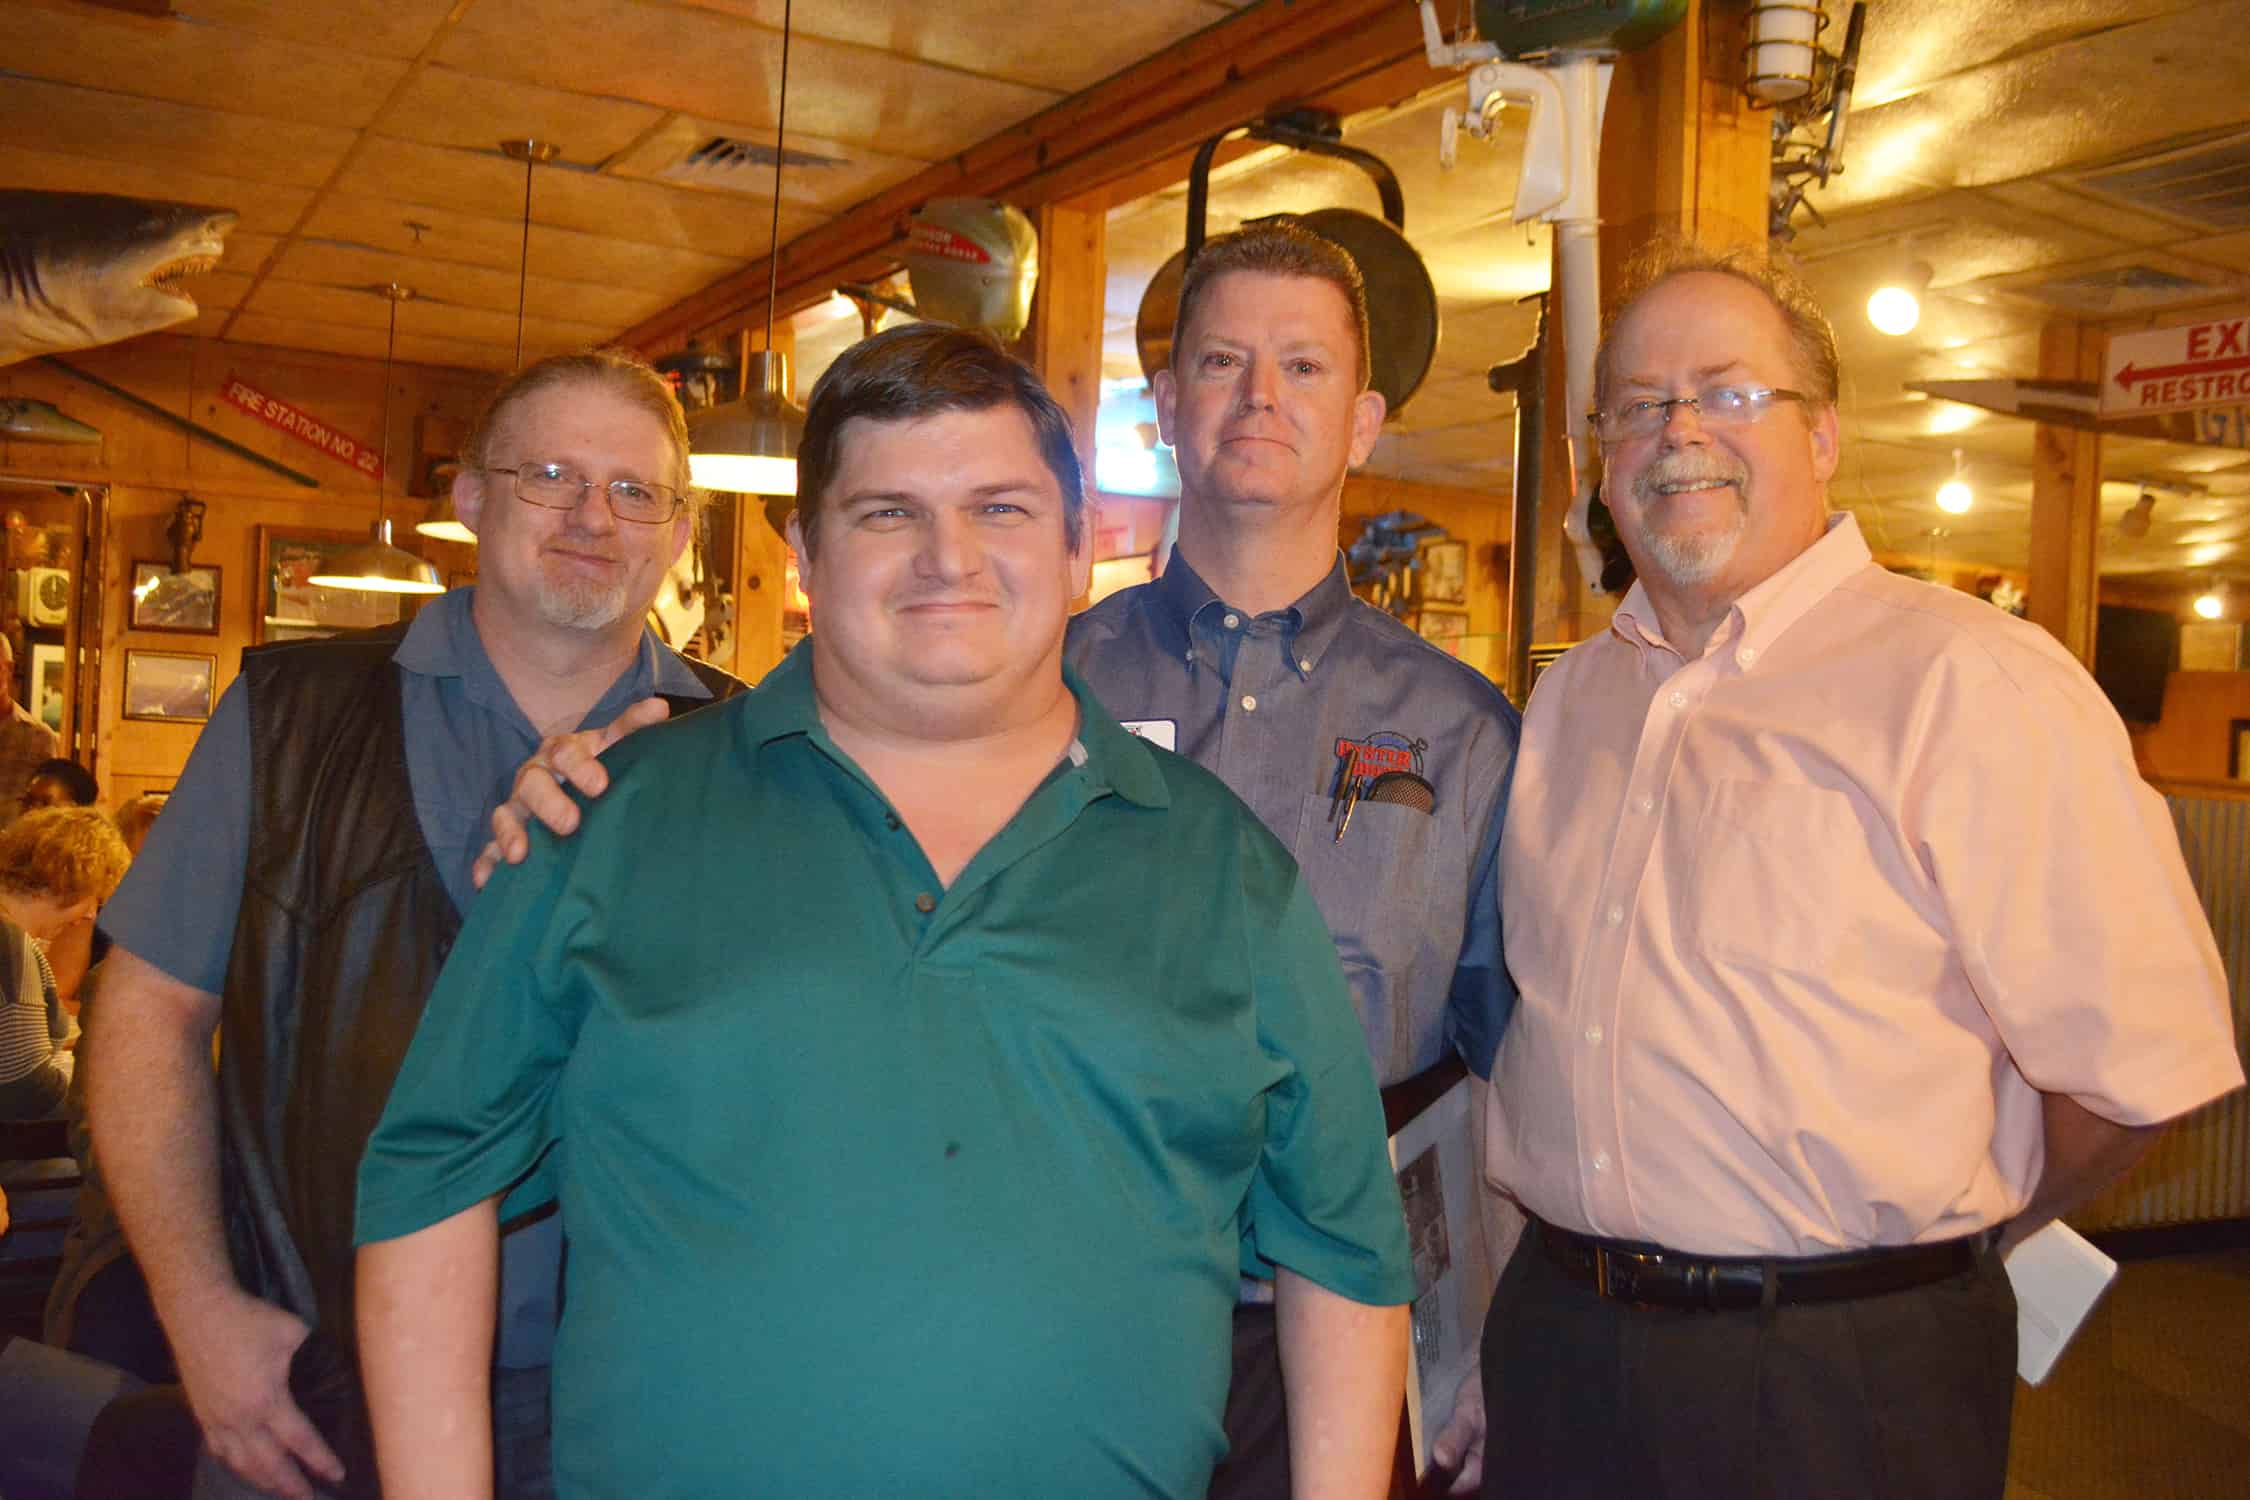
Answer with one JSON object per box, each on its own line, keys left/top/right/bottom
{"left": 130, "top": 561, "right": 222, "bottom": 634}
{"left": 256, "top": 527, "right": 405, "bottom": 643}
{"left": 1416, "top": 538, "right": 1468, "bottom": 605}
{"left": 1411, "top": 606, "right": 1470, "bottom": 658}
{"left": 2231, "top": 718, "right": 2250, "bottom": 782}
{"left": 123, "top": 650, "right": 215, "bottom": 723}
{"left": 28, "top": 642, "right": 65, "bottom": 734}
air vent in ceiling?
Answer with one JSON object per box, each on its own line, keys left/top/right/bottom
{"left": 656, "top": 136, "right": 847, "bottom": 191}
{"left": 2075, "top": 129, "right": 2250, "bottom": 229}
{"left": 2018, "top": 264, "right": 2227, "bottom": 316}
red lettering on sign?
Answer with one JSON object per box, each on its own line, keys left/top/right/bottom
{"left": 222, "top": 374, "right": 383, "bottom": 481}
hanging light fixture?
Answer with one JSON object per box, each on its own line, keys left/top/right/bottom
{"left": 1934, "top": 448, "right": 1972, "bottom": 514}
{"left": 687, "top": 0, "right": 804, "bottom": 496}
{"left": 1868, "top": 260, "right": 1933, "bottom": 337}
{"left": 2193, "top": 585, "right": 2225, "bottom": 621}
{"left": 1744, "top": 1, "right": 1828, "bottom": 106}
{"left": 311, "top": 283, "right": 445, "bottom": 595}
{"left": 419, "top": 139, "right": 559, "bottom": 546}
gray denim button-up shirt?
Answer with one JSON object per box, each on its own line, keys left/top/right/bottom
{"left": 1067, "top": 551, "right": 1519, "bottom": 1087}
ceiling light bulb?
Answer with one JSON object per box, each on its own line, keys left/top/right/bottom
{"left": 2193, "top": 590, "right": 2224, "bottom": 620}
{"left": 1867, "top": 284, "right": 1922, "bottom": 337}
{"left": 1935, "top": 478, "right": 1973, "bottom": 514}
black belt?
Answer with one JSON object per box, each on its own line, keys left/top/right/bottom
{"left": 1538, "top": 1220, "right": 1993, "bottom": 1311}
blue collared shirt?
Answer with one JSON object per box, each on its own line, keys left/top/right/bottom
{"left": 1066, "top": 551, "right": 1520, "bottom": 1084}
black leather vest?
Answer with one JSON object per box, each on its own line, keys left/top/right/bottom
{"left": 219, "top": 623, "right": 741, "bottom": 1348}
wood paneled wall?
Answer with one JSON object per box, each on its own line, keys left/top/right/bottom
{"left": 0, "top": 335, "right": 494, "bottom": 803}
{"left": 2133, "top": 672, "right": 2250, "bottom": 783}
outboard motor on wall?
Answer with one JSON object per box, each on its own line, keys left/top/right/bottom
{"left": 904, "top": 199, "right": 1040, "bottom": 342}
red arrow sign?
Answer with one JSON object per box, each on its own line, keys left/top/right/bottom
{"left": 2116, "top": 352, "right": 2250, "bottom": 391}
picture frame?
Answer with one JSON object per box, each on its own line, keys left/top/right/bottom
{"left": 1412, "top": 606, "right": 1470, "bottom": 657}
{"left": 1416, "top": 538, "right": 1468, "bottom": 605}
{"left": 130, "top": 560, "right": 222, "bottom": 634}
{"left": 122, "top": 649, "right": 215, "bottom": 723}
{"left": 2231, "top": 718, "right": 2250, "bottom": 782}
{"left": 28, "top": 642, "right": 65, "bottom": 735}
{"left": 255, "top": 527, "right": 406, "bottom": 644}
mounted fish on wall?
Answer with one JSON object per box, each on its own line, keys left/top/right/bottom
{"left": 0, "top": 190, "right": 237, "bottom": 367}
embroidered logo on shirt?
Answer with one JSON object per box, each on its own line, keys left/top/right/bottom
{"left": 1333, "top": 731, "right": 1427, "bottom": 781}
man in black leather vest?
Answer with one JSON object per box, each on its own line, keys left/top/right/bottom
{"left": 86, "top": 349, "right": 741, "bottom": 1500}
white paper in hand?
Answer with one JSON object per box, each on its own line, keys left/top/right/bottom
{"left": 2002, "top": 1221, "right": 2118, "bottom": 1385}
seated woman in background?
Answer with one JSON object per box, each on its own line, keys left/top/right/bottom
{"left": 0, "top": 808, "right": 128, "bottom": 1121}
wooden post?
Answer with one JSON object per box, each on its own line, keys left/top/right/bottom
{"left": 1531, "top": 0, "right": 1771, "bottom": 646}
{"left": 2027, "top": 317, "right": 2102, "bottom": 666}
{"left": 1029, "top": 202, "right": 1107, "bottom": 497}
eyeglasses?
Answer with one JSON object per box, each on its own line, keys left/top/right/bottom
{"left": 485, "top": 462, "right": 684, "bottom": 524}
{"left": 1590, "top": 385, "right": 1809, "bottom": 442}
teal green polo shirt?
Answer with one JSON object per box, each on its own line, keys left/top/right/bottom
{"left": 356, "top": 643, "right": 1413, "bottom": 1500}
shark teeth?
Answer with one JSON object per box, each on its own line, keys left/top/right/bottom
{"left": 143, "top": 255, "right": 220, "bottom": 297}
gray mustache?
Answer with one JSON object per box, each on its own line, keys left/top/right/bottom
{"left": 1638, "top": 459, "right": 1746, "bottom": 494}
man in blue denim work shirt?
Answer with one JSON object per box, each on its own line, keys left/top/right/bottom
{"left": 1067, "top": 221, "right": 1520, "bottom": 1498}
{"left": 86, "top": 350, "right": 737, "bottom": 1500}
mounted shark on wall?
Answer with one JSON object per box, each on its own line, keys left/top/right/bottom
{"left": 0, "top": 191, "right": 237, "bottom": 367}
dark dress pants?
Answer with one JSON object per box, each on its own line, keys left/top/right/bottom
{"left": 1480, "top": 1229, "right": 2017, "bottom": 1500}
{"left": 1206, "top": 1301, "right": 1290, "bottom": 1500}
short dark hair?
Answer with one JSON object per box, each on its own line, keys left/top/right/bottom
{"left": 462, "top": 347, "right": 700, "bottom": 510}
{"left": 1172, "top": 220, "right": 1373, "bottom": 392}
{"left": 1595, "top": 237, "right": 1841, "bottom": 412}
{"left": 27, "top": 758, "right": 97, "bottom": 805}
{"left": 793, "top": 323, "right": 1085, "bottom": 554}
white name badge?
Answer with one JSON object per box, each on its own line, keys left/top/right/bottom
{"left": 1119, "top": 718, "right": 1177, "bottom": 751}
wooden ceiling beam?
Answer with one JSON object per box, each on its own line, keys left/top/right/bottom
{"left": 615, "top": 0, "right": 1439, "bottom": 354}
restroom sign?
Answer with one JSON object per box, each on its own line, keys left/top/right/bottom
{"left": 2104, "top": 317, "right": 2250, "bottom": 416}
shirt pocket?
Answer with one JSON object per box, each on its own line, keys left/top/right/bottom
{"left": 1688, "top": 779, "right": 1863, "bottom": 977}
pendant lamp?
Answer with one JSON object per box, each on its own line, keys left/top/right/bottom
{"left": 419, "top": 139, "right": 559, "bottom": 546}
{"left": 687, "top": 0, "right": 804, "bottom": 496}
{"left": 311, "top": 283, "right": 445, "bottom": 595}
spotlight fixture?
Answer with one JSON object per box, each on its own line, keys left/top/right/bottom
{"left": 1868, "top": 261, "right": 1933, "bottom": 337}
{"left": 2118, "top": 489, "right": 2155, "bottom": 539}
{"left": 1935, "top": 448, "right": 1972, "bottom": 514}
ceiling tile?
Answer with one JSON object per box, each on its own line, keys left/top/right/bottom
{"left": 0, "top": 78, "right": 357, "bottom": 190}
{"left": 2172, "top": 230, "right": 2250, "bottom": 276}
{"left": 1819, "top": 5, "right": 2250, "bottom": 210}
{"left": 434, "top": 0, "right": 1059, "bottom": 161}
{"left": 259, "top": 239, "right": 668, "bottom": 329}
{"left": 0, "top": 144, "right": 313, "bottom": 235}
{"left": 674, "top": 0, "right": 1235, "bottom": 93}
{"left": 238, "top": 279, "right": 614, "bottom": 349}
{"left": 333, "top": 139, "right": 831, "bottom": 259}
{"left": 601, "top": 113, "right": 930, "bottom": 214}
{"left": 180, "top": 0, "right": 461, "bottom": 59}
{"left": 372, "top": 66, "right": 668, "bottom": 168}
{"left": 0, "top": 0, "right": 408, "bottom": 129}
{"left": 300, "top": 196, "right": 745, "bottom": 298}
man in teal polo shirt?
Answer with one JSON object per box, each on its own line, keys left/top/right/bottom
{"left": 354, "top": 324, "right": 1413, "bottom": 1500}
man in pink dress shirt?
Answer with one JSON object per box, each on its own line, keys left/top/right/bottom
{"left": 1477, "top": 241, "right": 2244, "bottom": 1499}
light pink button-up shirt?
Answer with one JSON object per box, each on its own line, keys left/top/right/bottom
{"left": 1488, "top": 514, "right": 2244, "bottom": 1256}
